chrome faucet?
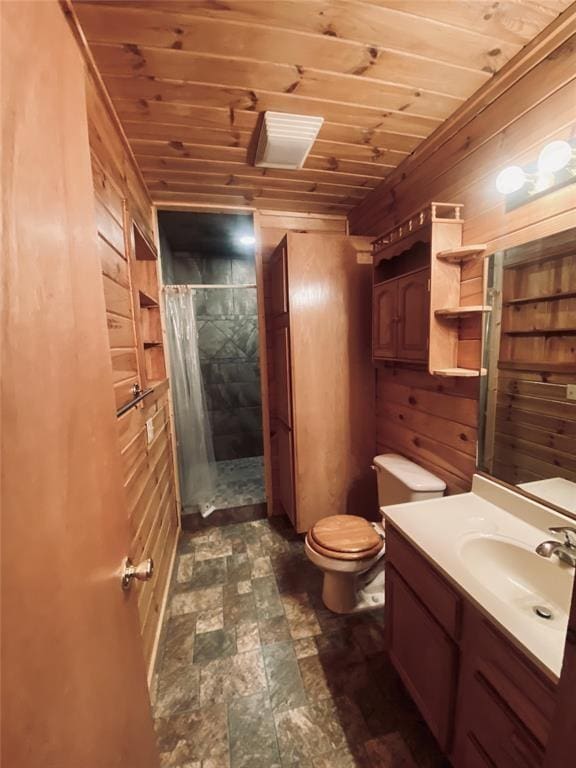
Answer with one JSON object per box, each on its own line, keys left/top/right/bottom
{"left": 536, "top": 526, "right": 576, "bottom": 567}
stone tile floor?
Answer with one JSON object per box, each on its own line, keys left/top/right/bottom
{"left": 210, "top": 457, "right": 266, "bottom": 511}
{"left": 152, "top": 516, "right": 449, "bottom": 768}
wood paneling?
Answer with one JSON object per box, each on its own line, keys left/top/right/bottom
{"left": 71, "top": 0, "right": 571, "bottom": 212}
{"left": 91, "top": 155, "right": 140, "bottom": 409}
{"left": 85, "top": 67, "right": 179, "bottom": 673}
{"left": 351, "top": 12, "right": 576, "bottom": 492}
{"left": 118, "top": 382, "right": 178, "bottom": 663}
{"left": 376, "top": 367, "right": 479, "bottom": 494}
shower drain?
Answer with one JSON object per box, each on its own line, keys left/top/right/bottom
{"left": 533, "top": 605, "right": 553, "bottom": 620}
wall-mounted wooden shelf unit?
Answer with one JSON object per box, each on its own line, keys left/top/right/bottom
{"left": 436, "top": 245, "right": 486, "bottom": 263}
{"left": 139, "top": 289, "right": 158, "bottom": 308}
{"left": 134, "top": 225, "right": 158, "bottom": 261}
{"left": 435, "top": 306, "right": 492, "bottom": 319}
{"left": 371, "top": 202, "right": 489, "bottom": 377}
{"left": 130, "top": 223, "right": 166, "bottom": 388}
{"left": 432, "top": 367, "right": 485, "bottom": 378}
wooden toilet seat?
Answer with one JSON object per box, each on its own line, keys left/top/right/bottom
{"left": 308, "top": 515, "right": 383, "bottom": 561}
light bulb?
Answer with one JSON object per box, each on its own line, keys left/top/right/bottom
{"left": 537, "top": 140, "right": 572, "bottom": 174}
{"left": 496, "top": 166, "right": 526, "bottom": 195}
{"left": 238, "top": 235, "right": 255, "bottom": 246}
{"left": 533, "top": 171, "right": 555, "bottom": 194}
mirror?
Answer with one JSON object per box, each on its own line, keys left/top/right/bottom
{"left": 478, "top": 227, "right": 576, "bottom": 517}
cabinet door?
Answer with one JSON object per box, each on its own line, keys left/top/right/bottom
{"left": 387, "top": 566, "right": 458, "bottom": 751}
{"left": 456, "top": 669, "right": 543, "bottom": 768}
{"left": 373, "top": 281, "right": 397, "bottom": 359}
{"left": 270, "top": 242, "right": 288, "bottom": 316}
{"left": 273, "top": 323, "right": 292, "bottom": 427}
{"left": 277, "top": 420, "right": 296, "bottom": 525}
{"left": 397, "top": 269, "right": 430, "bottom": 361}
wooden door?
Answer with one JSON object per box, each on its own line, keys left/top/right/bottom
{"left": 397, "top": 269, "right": 430, "bottom": 361}
{"left": 387, "top": 567, "right": 457, "bottom": 751}
{"left": 272, "top": 323, "right": 293, "bottom": 427}
{"left": 373, "top": 281, "right": 398, "bottom": 358}
{"left": 1, "top": 4, "right": 159, "bottom": 767}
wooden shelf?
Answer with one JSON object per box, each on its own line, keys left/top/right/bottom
{"left": 134, "top": 224, "right": 157, "bottom": 261}
{"left": 436, "top": 244, "right": 486, "bottom": 263}
{"left": 498, "top": 361, "right": 576, "bottom": 373}
{"left": 139, "top": 290, "right": 158, "bottom": 308}
{"left": 147, "top": 378, "right": 168, "bottom": 389}
{"left": 432, "top": 367, "right": 486, "bottom": 378}
{"left": 503, "top": 327, "right": 576, "bottom": 336}
{"left": 435, "top": 305, "right": 492, "bottom": 319}
{"left": 504, "top": 289, "right": 576, "bottom": 306}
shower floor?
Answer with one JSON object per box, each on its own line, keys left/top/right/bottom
{"left": 211, "top": 456, "right": 266, "bottom": 511}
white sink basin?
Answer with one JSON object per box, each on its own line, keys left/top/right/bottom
{"left": 459, "top": 535, "right": 572, "bottom": 631}
{"left": 382, "top": 475, "right": 576, "bottom": 679}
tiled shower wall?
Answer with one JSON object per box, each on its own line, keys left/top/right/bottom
{"left": 174, "top": 254, "right": 263, "bottom": 461}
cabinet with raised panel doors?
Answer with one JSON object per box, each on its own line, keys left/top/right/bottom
{"left": 371, "top": 203, "right": 487, "bottom": 376}
{"left": 266, "top": 232, "right": 374, "bottom": 533}
{"left": 385, "top": 525, "right": 558, "bottom": 766}
{"left": 373, "top": 268, "right": 430, "bottom": 362}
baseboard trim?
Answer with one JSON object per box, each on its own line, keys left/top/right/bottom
{"left": 181, "top": 502, "right": 267, "bottom": 531}
{"left": 147, "top": 531, "right": 179, "bottom": 688}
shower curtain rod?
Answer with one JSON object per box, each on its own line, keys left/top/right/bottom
{"left": 162, "top": 284, "right": 257, "bottom": 290}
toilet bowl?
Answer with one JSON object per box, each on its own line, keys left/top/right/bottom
{"left": 305, "top": 454, "right": 446, "bottom": 614}
{"left": 305, "top": 515, "right": 385, "bottom": 613}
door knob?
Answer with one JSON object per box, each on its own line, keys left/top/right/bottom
{"left": 121, "top": 557, "right": 154, "bottom": 590}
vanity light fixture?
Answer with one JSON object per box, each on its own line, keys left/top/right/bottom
{"left": 238, "top": 235, "right": 256, "bottom": 246}
{"left": 495, "top": 137, "right": 575, "bottom": 210}
{"left": 537, "top": 139, "right": 572, "bottom": 173}
{"left": 495, "top": 165, "right": 527, "bottom": 195}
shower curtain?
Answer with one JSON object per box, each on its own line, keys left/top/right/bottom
{"left": 163, "top": 286, "right": 216, "bottom": 516}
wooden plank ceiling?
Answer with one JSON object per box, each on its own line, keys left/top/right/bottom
{"left": 74, "top": 0, "right": 571, "bottom": 215}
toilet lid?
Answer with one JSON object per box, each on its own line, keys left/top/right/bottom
{"left": 309, "top": 515, "right": 383, "bottom": 561}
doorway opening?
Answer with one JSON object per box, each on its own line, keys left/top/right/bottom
{"left": 158, "top": 211, "right": 266, "bottom": 518}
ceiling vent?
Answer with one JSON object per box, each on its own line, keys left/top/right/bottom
{"left": 254, "top": 111, "right": 324, "bottom": 170}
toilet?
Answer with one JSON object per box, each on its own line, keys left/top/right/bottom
{"left": 305, "top": 453, "right": 446, "bottom": 614}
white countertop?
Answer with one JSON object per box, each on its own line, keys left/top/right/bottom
{"left": 519, "top": 477, "right": 576, "bottom": 515}
{"left": 381, "top": 475, "right": 575, "bottom": 682}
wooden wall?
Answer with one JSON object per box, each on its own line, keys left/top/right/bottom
{"left": 85, "top": 67, "right": 179, "bottom": 670}
{"left": 349, "top": 16, "right": 576, "bottom": 492}
{"left": 254, "top": 211, "right": 349, "bottom": 514}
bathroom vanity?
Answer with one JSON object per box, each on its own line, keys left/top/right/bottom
{"left": 383, "top": 475, "right": 574, "bottom": 767}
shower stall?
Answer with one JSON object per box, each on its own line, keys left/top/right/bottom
{"left": 158, "top": 211, "right": 266, "bottom": 516}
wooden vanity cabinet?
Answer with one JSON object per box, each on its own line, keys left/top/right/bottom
{"left": 453, "top": 609, "right": 556, "bottom": 768}
{"left": 385, "top": 524, "right": 557, "bottom": 767}
{"left": 387, "top": 566, "right": 458, "bottom": 750}
{"left": 385, "top": 526, "right": 461, "bottom": 751}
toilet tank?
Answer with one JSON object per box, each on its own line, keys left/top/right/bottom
{"left": 373, "top": 453, "right": 446, "bottom": 507}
